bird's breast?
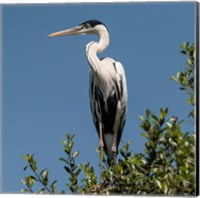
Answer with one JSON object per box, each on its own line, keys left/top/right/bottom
{"left": 90, "top": 56, "right": 120, "bottom": 100}
{"left": 94, "top": 73, "right": 115, "bottom": 99}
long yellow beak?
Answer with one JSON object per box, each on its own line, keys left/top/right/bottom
{"left": 48, "top": 26, "right": 82, "bottom": 37}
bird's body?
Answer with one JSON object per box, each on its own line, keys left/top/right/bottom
{"left": 49, "top": 20, "right": 128, "bottom": 175}
{"left": 89, "top": 58, "right": 127, "bottom": 159}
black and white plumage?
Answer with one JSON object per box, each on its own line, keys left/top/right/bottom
{"left": 49, "top": 20, "right": 128, "bottom": 170}
{"left": 89, "top": 59, "right": 127, "bottom": 160}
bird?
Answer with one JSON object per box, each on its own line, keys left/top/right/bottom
{"left": 49, "top": 20, "right": 128, "bottom": 179}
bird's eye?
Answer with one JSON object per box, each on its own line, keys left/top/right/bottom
{"left": 85, "top": 23, "right": 91, "bottom": 29}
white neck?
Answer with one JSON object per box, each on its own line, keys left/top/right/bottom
{"left": 86, "top": 26, "right": 109, "bottom": 73}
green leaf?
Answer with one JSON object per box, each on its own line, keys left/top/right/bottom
{"left": 151, "top": 114, "right": 159, "bottom": 124}
{"left": 65, "top": 146, "right": 71, "bottom": 154}
{"left": 141, "top": 133, "right": 149, "bottom": 139}
{"left": 180, "top": 50, "right": 187, "bottom": 54}
{"left": 29, "top": 158, "right": 37, "bottom": 172}
{"left": 24, "top": 154, "right": 32, "bottom": 161}
{"left": 38, "top": 188, "right": 45, "bottom": 194}
{"left": 68, "top": 141, "right": 74, "bottom": 149}
{"left": 50, "top": 180, "right": 57, "bottom": 193}
{"left": 66, "top": 133, "right": 71, "bottom": 140}
{"left": 186, "top": 59, "right": 192, "bottom": 66}
{"left": 141, "top": 119, "right": 151, "bottom": 131}
{"left": 59, "top": 157, "right": 68, "bottom": 163}
{"left": 146, "top": 109, "right": 151, "bottom": 117}
{"left": 160, "top": 108, "right": 168, "bottom": 122}
{"left": 21, "top": 188, "right": 31, "bottom": 193}
{"left": 64, "top": 166, "right": 71, "bottom": 174}
{"left": 23, "top": 165, "right": 29, "bottom": 171}
{"left": 79, "top": 164, "right": 84, "bottom": 170}
{"left": 26, "top": 176, "right": 35, "bottom": 187}
{"left": 21, "top": 179, "right": 26, "bottom": 185}
{"left": 39, "top": 169, "right": 48, "bottom": 177}
{"left": 30, "top": 175, "right": 36, "bottom": 180}
{"left": 72, "top": 151, "right": 79, "bottom": 159}
{"left": 61, "top": 139, "right": 67, "bottom": 145}
{"left": 169, "top": 75, "right": 177, "bottom": 81}
{"left": 75, "top": 169, "right": 81, "bottom": 177}
{"left": 188, "top": 110, "right": 194, "bottom": 118}
{"left": 181, "top": 42, "right": 189, "bottom": 49}
{"left": 155, "top": 179, "right": 162, "bottom": 189}
{"left": 139, "top": 115, "right": 145, "bottom": 122}
{"left": 40, "top": 169, "right": 48, "bottom": 186}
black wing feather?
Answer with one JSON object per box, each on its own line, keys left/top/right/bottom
{"left": 90, "top": 75, "right": 118, "bottom": 135}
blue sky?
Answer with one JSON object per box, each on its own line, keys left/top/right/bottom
{"left": 1, "top": 2, "right": 195, "bottom": 193}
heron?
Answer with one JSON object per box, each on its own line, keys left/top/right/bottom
{"left": 49, "top": 20, "right": 128, "bottom": 179}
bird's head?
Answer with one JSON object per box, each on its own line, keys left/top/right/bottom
{"left": 48, "top": 20, "right": 109, "bottom": 38}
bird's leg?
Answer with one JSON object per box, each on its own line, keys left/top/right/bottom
{"left": 99, "top": 122, "right": 104, "bottom": 182}
{"left": 111, "top": 102, "right": 120, "bottom": 165}
{"left": 111, "top": 132, "right": 118, "bottom": 165}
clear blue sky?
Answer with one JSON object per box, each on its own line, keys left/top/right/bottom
{"left": 2, "top": 2, "right": 195, "bottom": 193}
